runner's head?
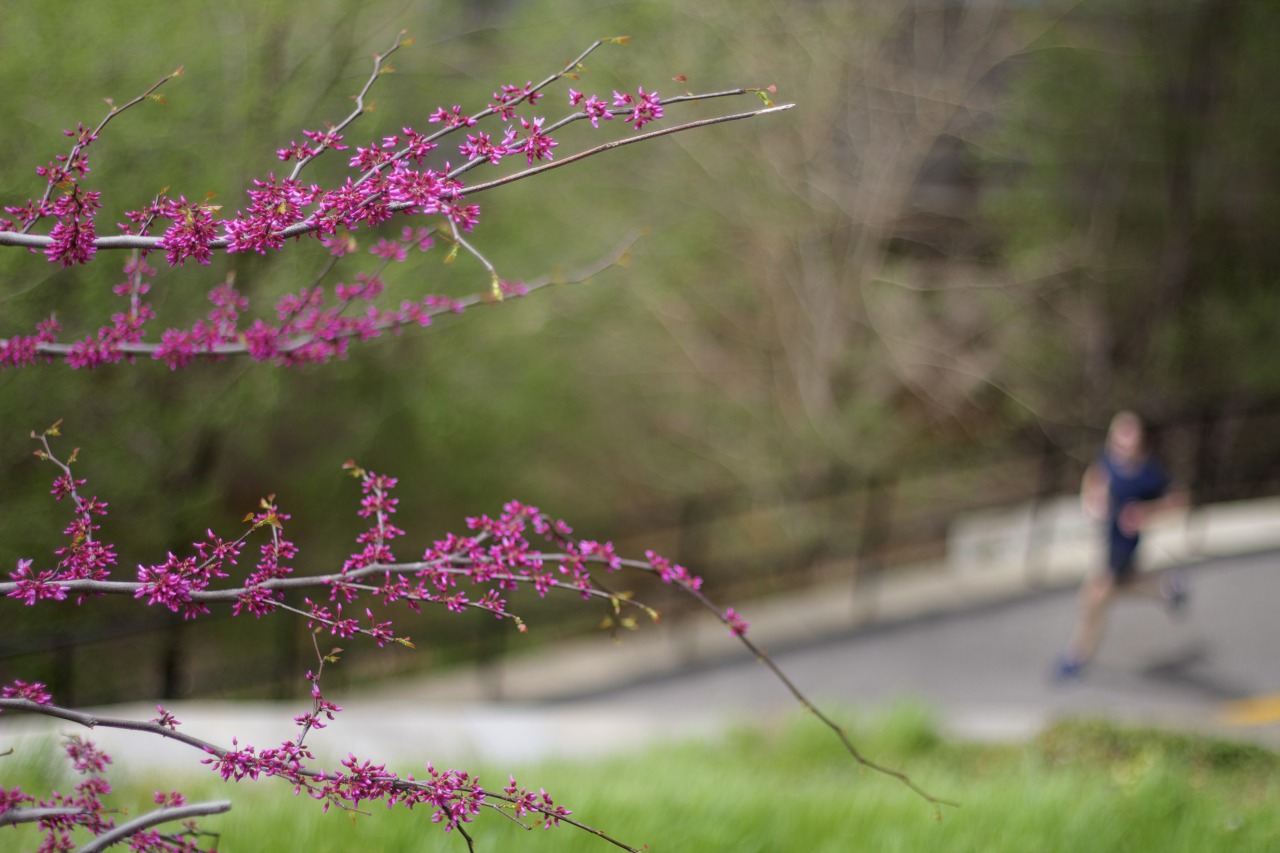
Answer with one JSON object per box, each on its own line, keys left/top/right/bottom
{"left": 1107, "top": 410, "right": 1145, "bottom": 464}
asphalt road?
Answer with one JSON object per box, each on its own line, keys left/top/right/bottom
{"left": 549, "top": 549, "right": 1280, "bottom": 747}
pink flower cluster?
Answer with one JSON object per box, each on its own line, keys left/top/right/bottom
{"left": 343, "top": 468, "right": 405, "bottom": 572}
{"left": 643, "top": 549, "right": 703, "bottom": 591}
{"left": 0, "top": 670, "right": 577, "bottom": 845}
{"left": 1, "top": 47, "right": 691, "bottom": 372}
{"left": 44, "top": 185, "right": 101, "bottom": 267}
{"left": 3, "top": 429, "right": 750, "bottom": 657}
{"left": 186, "top": 653, "right": 514, "bottom": 835}
{"left": 134, "top": 529, "right": 244, "bottom": 619}
{"left": 724, "top": 607, "right": 750, "bottom": 637}
{"left": 490, "top": 80, "right": 543, "bottom": 120}
{"left": 610, "top": 86, "right": 665, "bottom": 129}
{"left": 19, "top": 737, "right": 117, "bottom": 850}
{"left": 1, "top": 678, "right": 52, "bottom": 706}
{"left": 0, "top": 726, "right": 216, "bottom": 852}
{"left": 501, "top": 776, "right": 573, "bottom": 829}
{"left": 276, "top": 125, "right": 350, "bottom": 164}
{"left": 1, "top": 123, "right": 100, "bottom": 267}
{"left": 142, "top": 228, "right": 459, "bottom": 369}
{"left": 568, "top": 88, "right": 614, "bottom": 128}
{"left": 5, "top": 434, "right": 116, "bottom": 606}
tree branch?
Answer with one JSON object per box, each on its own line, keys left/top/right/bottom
{"left": 74, "top": 801, "right": 231, "bottom": 853}
{"left": 458, "top": 104, "right": 796, "bottom": 198}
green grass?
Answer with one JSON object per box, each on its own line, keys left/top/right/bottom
{"left": 5, "top": 707, "right": 1278, "bottom": 851}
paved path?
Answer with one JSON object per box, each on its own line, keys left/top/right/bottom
{"left": 551, "top": 549, "right": 1280, "bottom": 748}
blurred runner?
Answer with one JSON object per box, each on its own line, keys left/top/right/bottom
{"left": 1054, "top": 411, "right": 1189, "bottom": 680}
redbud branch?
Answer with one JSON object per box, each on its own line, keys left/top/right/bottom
{"left": 0, "top": 806, "right": 89, "bottom": 828}
{"left": 444, "top": 220, "right": 502, "bottom": 297}
{"left": 30, "top": 426, "right": 104, "bottom": 558}
{"left": 612, "top": 555, "right": 958, "bottom": 814}
{"left": 20, "top": 69, "right": 181, "bottom": 235}
{"left": 286, "top": 38, "right": 609, "bottom": 230}
{"left": 0, "top": 698, "right": 227, "bottom": 755}
{"left": 1, "top": 698, "right": 641, "bottom": 851}
{"left": 0, "top": 100, "right": 787, "bottom": 255}
{"left": 74, "top": 801, "right": 232, "bottom": 853}
{"left": 293, "top": 631, "right": 333, "bottom": 749}
{"left": 447, "top": 84, "right": 766, "bottom": 180}
{"left": 7, "top": 453, "right": 953, "bottom": 827}
{"left": 0, "top": 550, "right": 658, "bottom": 606}
{"left": 457, "top": 103, "right": 795, "bottom": 198}
{"left": 286, "top": 30, "right": 410, "bottom": 182}
{"left": 481, "top": 793, "right": 643, "bottom": 852}
{"left": 0, "top": 231, "right": 640, "bottom": 361}
{"left": 435, "top": 37, "right": 611, "bottom": 142}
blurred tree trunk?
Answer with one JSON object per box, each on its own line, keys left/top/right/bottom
{"left": 1144, "top": 0, "right": 1244, "bottom": 339}
{"left": 983, "top": 0, "right": 1280, "bottom": 427}
{"left": 638, "top": 1, "right": 1052, "bottom": 475}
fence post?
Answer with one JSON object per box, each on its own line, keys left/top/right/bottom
{"left": 1023, "top": 437, "right": 1063, "bottom": 585}
{"left": 853, "top": 474, "right": 894, "bottom": 623}
{"left": 274, "top": 612, "right": 300, "bottom": 700}
{"left": 160, "top": 615, "right": 185, "bottom": 700}
{"left": 52, "top": 633, "right": 75, "bottom": 707}
{"left": 676, "top": 495, "right": 709, "bottom": 578}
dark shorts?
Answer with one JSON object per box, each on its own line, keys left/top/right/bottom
{"left": 1108, "top": 535, "right": 1140, "bottom": 582}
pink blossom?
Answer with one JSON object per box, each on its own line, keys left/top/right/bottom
{"left": 724, "top": 607, "right": 750, "bottom": 637}
{"left": 459, "top": 131, "right": 509, "bottom": 165}
{"left": 627, "top": 86, "right": 664, "bottom": 129}
{"left": 157, "top": 196, "right": 217, "bottom": 266}
{"left": 6, "top": 559, "right": 69, "bottom": 605}
{"left": 370, "top": 238, "right": 407, "bottom": 261}
{"left": 1, "top": 679, "right": 53, "bottom": 706}
{"left": 513, "top": 116, "right": 557, "bottom": 165}
{"left": 428, "top": 105, "right": 476, "bottom": 128}
{"left": 573, "top": 91, "right": 614, "bottom": 128}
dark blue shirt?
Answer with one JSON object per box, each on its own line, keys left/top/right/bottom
{"left": 1102, "top": 452, "right": 1169, "bottom": 574}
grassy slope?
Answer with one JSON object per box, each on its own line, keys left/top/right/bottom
{"left": 5, "top": 706, "right": 1278, "bottom": 851}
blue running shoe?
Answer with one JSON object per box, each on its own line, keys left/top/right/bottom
{"left": 1052, "top": 655, "right": 1084, "bottom": 682}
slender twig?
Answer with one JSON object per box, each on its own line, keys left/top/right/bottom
{"left": 287, "top": 31, "right": 410, "bottom": 181}
{"left": 74, "top": 801, "right": 231, "bottom": 853}
{"left": 0, "top": 806, "right": 91, "bottom": 828}
{"left": 0, "top": 103, "right": 789, "bottom": 253}
{"left": 0, "top": 699, "right": 230, "bottom": 757}
{"left": 0, "top": 231, "right": 642, "bottom": 360}
{"left": 0, "top": 698, "right": 642, "bottom": 851}
{"left": 448, "top": 87, "right": 776, "bottom": 181}
{"left": 611, "top": 556, "right": 958, "bottom": 815}
{"left": 457, "top": 104, "right": 795, "bottom": 199}
{"left": 20, "top": 69, "right": 183, "bottom": 234}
